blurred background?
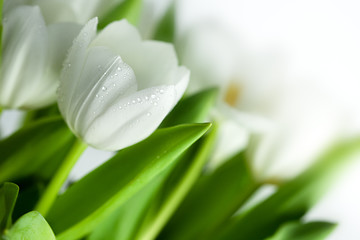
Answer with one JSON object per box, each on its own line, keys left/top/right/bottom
{"left": 168, "top": 1, "right": 360, "bottom": 239}
{"left": 2, "top": 0, "right": 360, "bottom": 239}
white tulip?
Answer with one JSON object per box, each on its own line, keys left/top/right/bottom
{"left": 178, "top": 24, "right": 347, "bottom": 180}
{"left": 0, "top": 1, "right": 80, "bottom": 109}
{"left": 57, "top": 18, "right": 189, "bottom": 151}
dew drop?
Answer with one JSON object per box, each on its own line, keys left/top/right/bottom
{"left": 102, "top": 86, "right": 107, "bottom": 91}
{"left": 95, "top": 94, "right": 99, "bottom": 98}
{"left": 137, "top": 97, "right": 141, "bottom": 103}
{"left": 145, "top": 96, "right": 149, "bottom": 101}
{"left": 132, "top": 100, "right": 136, "bottom": 104}
{"left": 151, "top": 94, "right": 156, "bottom": 99}
{"left": 146, "top": 112, "right": 152, "bottom": 116}
{"left": 160, "top": 89, "right": 164, "bottom": 94}
{"left": 153, "top": 102, "right": 158, "bottom": 106}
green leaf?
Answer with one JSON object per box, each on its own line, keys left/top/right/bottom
{"left": 153, "top": 1, "right": 175, "bottom": 43}
{"left": 158, "top": 150, "right": 258, "bottom": 240}
{"left": 0, "top": 117, "right": 76, "bottom": 183}
{"left": 160, "top": 88, "right": 218, "bottom": 128}
{"left": 216, "top": 138, "right": 360, "bottom": 240}
{"left": 88, "top": 171, "right": 169, "bottom": 240}
{"left": 136, "top": 124, "right": 218, "bottom": 240}
{"left": 4, "top": 211, "right": 55, "bottom": 240}
{"left": 98, "top": 0, "right": 143, "bottom": 29}
{"left": 47, "top": 123, "right": 211, "bottom": 240}
{"left": 267, "top": 221, "right": 336, "bottom": 240}
{"left": 0, "top": 182, "right": 19, "bottom": 232}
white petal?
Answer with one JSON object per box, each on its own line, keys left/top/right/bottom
{"left": 46, "top": 22, "right": 82, "bottom": 80}
{"left": 71, "top": 46, "right": 138, "bottom": 135}
{"left": 0, "top": 6, "right": 48, "bottom": 109}
{"left": 91, "top": 20, "right": 179, "bottom": 88}
{"left": 58, "top": 18, "right": 98, "bottom": 120}
{"left": 83, "top": 85, "right": 177, "bottom": 151}
{"left": 34, "top": 0, "right": 78, "bottom": 24}
{"left": 3, "top": 0, "right": 30, "bottom": 13}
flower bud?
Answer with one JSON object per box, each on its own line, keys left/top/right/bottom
{"left": 57, "top": 18, "right": 189, "bottom": 151}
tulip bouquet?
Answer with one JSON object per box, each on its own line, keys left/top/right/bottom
{"left": 0, "top": 0, "right": 359, "bottom": 239}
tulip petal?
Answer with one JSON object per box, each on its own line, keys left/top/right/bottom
{"left": 72, "top": 46, "right": 138, "bottom": 135}
{"left": 91, "top": 20, "right": 179, "bottom": 88}
{"left": 0, "top": 6, "right": 48, "bottom": 109}
{"left": 58, "top": 18, "right": 98, "bottom": 121}
{"left": 83, "top": 85, "right": 178, "bottom": 151}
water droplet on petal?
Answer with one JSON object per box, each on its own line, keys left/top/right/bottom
{"left": 160, "top": 89, "right": 164, "bottom": 94}
{"left": 146, "top": 112, "right": 152, "bottom": 116}
{"left": 102, "top": 86, "right": 107, "bottom": 91}
{"left": 151, "top": 94, "right": 156, "bottom": 99}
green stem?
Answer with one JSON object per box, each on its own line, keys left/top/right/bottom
{"left": 35, "top": 138, "right": 87, "bottom": 217}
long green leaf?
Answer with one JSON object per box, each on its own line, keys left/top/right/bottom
{"left": 0, "top": 117, "right": 76, "bottom": 183}
{"left": 4, "top": 211, "right": 55, "bottom": 240}
{"left": 88, "top": 89, "right": 217, "bottom": 240}
{"left": 160, "top": 88, "right": 218, "bottom": 128}
{"left": 158, "top": 150, "right": 258, "bottom": 240}
{"left": 88, "top": 171, "right": 169, "bottom": 240}
{"left": 47, "top": 123, "right": 211, "bottom": 240}
{"left": 267, "top": 221, "right": 336, "bottom": 240}
{"left": 0, "top": 182, "right": 18, "bottom": 232}
{"left": 216, "top": 138, "right": 360, "bottom": 240}
{"left": 136, "top": 125, "right": 218, "bottom": 240}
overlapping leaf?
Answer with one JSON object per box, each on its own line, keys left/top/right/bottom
{"left": 47, "top": 123, "right": 211, "bottom": 240}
